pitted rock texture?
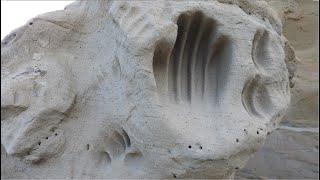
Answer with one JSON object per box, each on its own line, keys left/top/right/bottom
{"left": 236, "top": 0, "right": 319, "bottom": 179}
{"left": 1, "top": 0, "right": 292, "bottom": 179}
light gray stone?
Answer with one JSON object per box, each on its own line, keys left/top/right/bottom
{"left": 237, "top": 0, "right": 319, "bottom": 179}
{"left": 1, "top": 0, "right": 292, "bottom": 178}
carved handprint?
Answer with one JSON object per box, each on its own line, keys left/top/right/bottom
{"left": 153, "top": 11, "right": 231, "bottom": 108}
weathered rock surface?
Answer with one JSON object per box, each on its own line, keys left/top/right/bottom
{"left": 236, "top": 0, "right": 319, "bottom": 179}
{"left": 1, "top": 0, "right": 293, "bottom": 179}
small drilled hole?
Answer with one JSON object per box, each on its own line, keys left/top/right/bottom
{"left": 248, "top": 12, "right": 252, "bottom": 15}
{"left": 188, "top": 145, "right": 192, "bottom": 149}
{"left": 290, "top": 83, "right": 295, "bottom": 88}
{"left": 235, "top": 167, "right": 239, "bottom": 170}
{"left": 200, "top": 146, "right": 203, "bottom": 150}
{"left": 257, "top": 131, "right": 259, "bottom": 134}
{"left": 54, "top": 133, "right": 58, "bottom": 136}
{"left": 38, "top": 142, "right": 41, "bottom": 145}
{"left": 173, "top": 174, "right": 177, "bottom": 178}
{"left": 236, "top": 139, "right": 239, "bottom": 143}
{"left": 86, "top": 144, "right": 90, "bottom": 150}
{"left": 45, "top": 137, "right": 48, "bottom": 139}
{"left": 29, "top": 22, "right": 33, "bottom": 25}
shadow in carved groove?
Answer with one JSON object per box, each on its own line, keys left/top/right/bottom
{"left": 241, "top": 75, "right": 274, "bottom": 118}
{"left": 252, "top": 30, "right": 271, "bottom": 71}
{"left": 153, "top": 11, "right": 232, "bottom": 107}
{"left": 241, "top": 29, "right": 285, "bottom": 119}
{"left": 104, "top": 128, "right": 131, "bottom": 161}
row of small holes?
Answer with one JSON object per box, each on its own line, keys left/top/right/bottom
{"left": 188, "top": 145, "right": 203, "bottom": 150}
{"left": 186, "top": 129, "right": 263, "bottom": 147}
{"left": 37, "top": 133, "right": 58, "bottom": 146}
{"left": 243, "top": 128, "right": 261, "bottom": 135}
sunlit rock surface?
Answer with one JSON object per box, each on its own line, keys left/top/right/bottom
{"left": 1, "top": 0, "right": 294, "bottom": 179}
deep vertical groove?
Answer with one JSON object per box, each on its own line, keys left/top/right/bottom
{"left": 185, "top": 12, "right": 203, "bottom": 102}
{"left": 168, "top": 15, "right": 185, "bottom": 100}
{"left": 190, "top": 13, "right": 206, "bottom": 103}
{"left": 201, "top": 20, "right": 216, "bottom": 100}
{"left": 154, "top": 11, "right": 232, "bottom": 108}
{"left": 205, "top": 36, "right": 230, "bottom": 105}
{"left": 214, "top": 36, "right": 230, "bottom": 103}
{"left": 180, "top": 14, "right": 197, "bottom": 102}
{"left": 204, "top": 39, "right": 218, "bottom": 105}
{"left": 153, "top": 40, "right": 170, "bottom": 93}
{"left": 170, "top": 14, "right": 192, "bottom": 101}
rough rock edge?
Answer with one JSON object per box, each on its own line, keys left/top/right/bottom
{"left": 217, "top": 0, "right": 283, "bottom": 34}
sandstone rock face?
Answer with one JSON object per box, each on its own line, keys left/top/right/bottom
{"left": 237, "top": 0, "right": 319, "bottom": 179}
{"left": 1, "top": 0, "right": 292, "bottom": 179}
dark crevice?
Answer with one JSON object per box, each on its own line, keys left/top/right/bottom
{"left": 153, "top": 11, "right": 232, "bottom": 108}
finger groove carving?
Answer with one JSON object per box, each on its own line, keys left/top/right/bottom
{"left": 153, "top": 11, "right": 231, "bottom": 108}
